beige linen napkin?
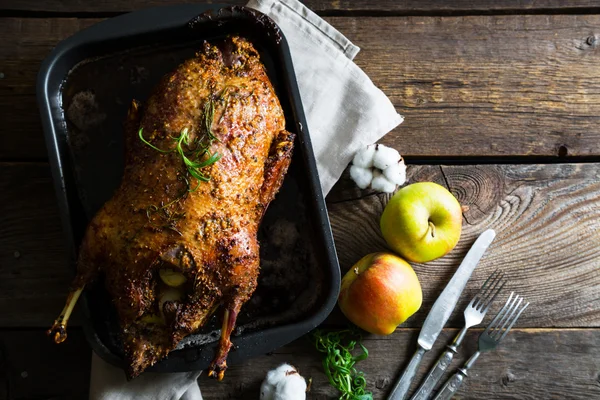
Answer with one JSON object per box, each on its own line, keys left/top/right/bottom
{"left": 248, "top": 0, "right": 403, "bottom": 195}
{"left": 90, "top": 0, "right": 402, "bottom": 398}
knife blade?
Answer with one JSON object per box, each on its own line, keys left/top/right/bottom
{"left": 387, "top": 229, "right": 496, "bottom": 400}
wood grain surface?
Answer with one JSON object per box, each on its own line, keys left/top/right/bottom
{"left": 1, "top": 0, "right": 599, "bottom": 13}
{"left": 0, "top": 329, "right": 90, "bottom": 400}
{"left": 2, "top": 162, "right": 599, "bottom": 329}
{"left": 3, "top": 328, "right": 599, "bottom": 400}
{"left": 0, "top": 163, "right": 76, "bottom": 327}
{"left": 2, "top": 3, "right": 600, "bottom": 398}
{"left": 3, "top": 14, "right": 600, "bottom": 160}
{"left": 328, "top": 163, "right": 600, "bottom": 329}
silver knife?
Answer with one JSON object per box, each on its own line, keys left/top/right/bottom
{"left": 386, "top": 229, "right": 496, "bottom": 400}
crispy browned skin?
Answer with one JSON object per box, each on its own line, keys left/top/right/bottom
{"left": 48, "top": 36, "right": 294, "bottom": 380}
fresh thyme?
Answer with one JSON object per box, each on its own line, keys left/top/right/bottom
{"left": 142, "top": 175, "right": 189, "bottom": 234}
{"left": 311, "top": 329, "right": 372, "bottom": 400}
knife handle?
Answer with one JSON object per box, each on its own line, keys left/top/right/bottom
{"left": 409, "top": 346, "right": 456, "bottom": 400}
{"left": 387, "top": 346, "right": 427, "bottom": 400}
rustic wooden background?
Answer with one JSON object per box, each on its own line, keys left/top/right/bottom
{"left": 1, "top": 0, "right": 600, "bottom": 399}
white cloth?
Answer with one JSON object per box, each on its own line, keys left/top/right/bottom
{"left": 89, "top": 0, "right": 401, "bottom": 398}
{"left": 90, "top": 353, "right": 202, "bottom": 400}
{"left": 248, "top": 0, "right": 403, "bottom": 195}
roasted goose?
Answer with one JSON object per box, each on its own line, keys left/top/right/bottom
{"left": 48, "top": 36, "right": 294, "bottom": 380}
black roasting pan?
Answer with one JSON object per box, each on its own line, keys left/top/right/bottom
{"left": 37, "top": 4, "right": 340, "bottom": 372}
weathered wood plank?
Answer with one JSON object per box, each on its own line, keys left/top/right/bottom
{"left": 3, "top": 328, "right": 599, "bottom": 400}
{"left": 1, "top": 162, "right": 599, "bottom": 329}
{"left": 2, "top": 15, "right": 600, "bottom": 159}
{"left": 1, "top": 0, "right": 599, "bottom": 13}
{"left": 0, "top": 18, "right": 98, "bottom": 160}
{"left": 0, "top": 163, "right": 77, "bottom": 327}
{"left": 327, "top": 163, "right": 600, "bottom": 328}
{"left": 0, "top": 329, "right": 90, "bottom": 400}
{"left": 210, "top": 328, "right": 600, "bottom": 399}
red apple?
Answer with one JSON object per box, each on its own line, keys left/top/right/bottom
{"left": 338, "top": 252, "right": 422, "bottom": 335}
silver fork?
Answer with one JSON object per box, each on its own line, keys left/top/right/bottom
{"left": 410, "top": 270, "right": 506, "bottom": 400}
{"left": 432, "top": 292, "right": 530, "bottom": 400}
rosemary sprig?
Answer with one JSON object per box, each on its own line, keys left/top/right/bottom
{"left": 137, "top": 91, "right": 228, "bottom": 192}
{"left": 138, "top": 125, "right": 221, "bottom": 189}
{"left": 311, "top": 329, "right": 373, "bottom": 400}
{"left": 138, "top": 94, "right": 225, "bottom": 230}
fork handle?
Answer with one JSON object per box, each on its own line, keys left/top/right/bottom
{"left": 387, "top": 346, "right": 427, "bottom": 400}
{"left": 433, "top": 350, "right": 481, "bottom": 400}
{"left": 432, "top": 369, "right": 467, "bottom": 400}
{"left": 409, "top": 347, "right": 456, "bottom": 400}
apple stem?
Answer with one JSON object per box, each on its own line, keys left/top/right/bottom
{"left": 428, "top": 220, "right": 436, "bottom": 238}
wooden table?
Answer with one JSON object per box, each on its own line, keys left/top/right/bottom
{"left": 2, "top": 1, "right": 600, "bottom": 399}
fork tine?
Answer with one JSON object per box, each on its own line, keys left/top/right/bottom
{"left": 490, "top": 295, "right": 522, "bottom": 340}
{"left": 477, "top": 271, "right": 505, "bottom": 309}
{"left": 498, "top": 301, "right": 530, "bottom": 342}
{"left": 467, "top": 296, "right": 477, "bottom": 309}
{"left": 498, "top": 302, "right": 529, "bottom": 341}
{"left": 484, "top": 292, "right": 514, "bottom": 335}
{"left": 483, "top": 282, "right": 506, "bottom": 313}
{"left": 473, "top": 269, "right": 500, "bottom": 309}
{"left": 482, "top": 275, "right": 507, "bottom": 313}
{"left": 494, "top": 296, "right": 524, "bottom": 339}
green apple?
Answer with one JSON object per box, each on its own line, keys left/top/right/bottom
{"left": 338, "top": 252, "right": 422, "bottom": 335}
{"left": 380, "top": 182, "right": 462, "bottom": 263}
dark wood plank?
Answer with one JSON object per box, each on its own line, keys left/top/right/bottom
{"left": 0, "top": 163, "right": 76, "bottom": 327}
{"left": 3, "top": 15, "right": 600, "bottom": 160}
{"left": 0, "top": 329, "right": 90, "bottom": 400}
{"left": 0, "top": 18, "right": 97, "bottom": 160}
{"left": 341, "top": 15, "right": 600, "bottom": 158}
{"left": 208, "top": 328, "right": 600, "bottom": 399}
{"left": 4, "top": 328, "right": 599, "bottom": 400}
{"left": 1, "top": 162, "right": 599, "bottom": 328}
{"left": 327, "top": 163, "right": 600, "bottom": 328}
{"left": 1, "top": 0, "right": 599, "bottom": 13}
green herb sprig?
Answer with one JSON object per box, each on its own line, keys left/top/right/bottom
{"left": 144, "top": 178, "right": 188, "bottom": 235}
{"left": 138, "top": 91, "right": 228, "bottom": 191}
{"left": 312, "top": 329, "right": 373, "bottom": 400}
{"left": 138, "top": 92, "right": 230, "bottom": 231}
{"left": 138, "top": 124, "right": 221, "bottom": 192}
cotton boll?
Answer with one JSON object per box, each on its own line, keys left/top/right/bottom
{"left": 383, "top": 159, "right": 407, "bottom": 186}
{"left": 260, "top": 380, "right": 276, "bottom": 400}
{"left": 371, "top": 170, "right": 397, "bottom": 193}
{"left": 352, "top": 144, "right": 376, "bottom": 168}
{"left": 373, "top": 145, "right": 401, "bottom": 170}
{"left": 350, "top": 165, "right": 374, "bottom": 189}
{"left": 261, "top": 364, "right": 290, "bottom": 400}
{"left": 273, "top": 372, "right": 307, "bottom": 400}
{"left": 261, "top": 364, "right": 306, "bottom": 400}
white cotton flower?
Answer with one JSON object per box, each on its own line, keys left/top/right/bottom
{"left": 260, "top": 364, "right": 306, "bottom": 400}
{"left": 372, "top": 145, "right": 401, "bottom": 170}
{"left": 371, "top": 170, "right": 397, "bottom": 193}
{"left": 383, "top": 158, "right": 407, "bottom": 186}
{"left": 349, "top": 143, "right": 407, "bottom": 191}
{"left": 260, "top": 377, "right": 277, "bottom": 400}
{"left": 261, "top": 364, "right": 290, "bottom": 400}
{"left": 352, "top": 144, "right": 376, "bottom": 168}
{"left": 273, "top": 373, "right": 307, "bottom": 400}
{"left": 349, "top": 165, "right": 374, "bottom": 189}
